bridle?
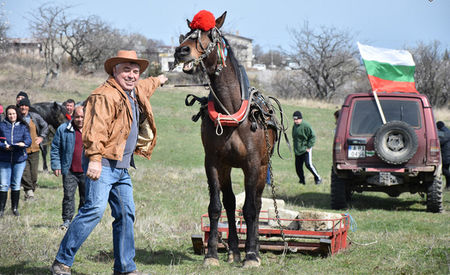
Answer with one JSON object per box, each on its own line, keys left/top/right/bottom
{"left": 178, "top": 27, "right": 227, "bottom": 75}
{"left": 179, "top": 27, "right": 250, "bottom": 135}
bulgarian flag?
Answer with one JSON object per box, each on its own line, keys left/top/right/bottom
{"left": 357, "top": 42, "right": 418, "bottom": 93}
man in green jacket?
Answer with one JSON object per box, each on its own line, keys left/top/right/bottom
{"left": 292, "top": 111, "right": 322, "bottom": 185}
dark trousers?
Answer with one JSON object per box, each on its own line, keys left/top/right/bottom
{"left": 443, "top": 163, "right": 450, "bottom": 189}
{"left": 62, "top": 170, "right": 86, "bottom": 221}
{"left": 295, "top": 150, "right": 321, "bottom": 183}
{"left": 21, "top": 151, "right": 40, "bottom": 192}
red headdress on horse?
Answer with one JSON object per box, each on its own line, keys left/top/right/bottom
{"left": 189, "top": 10, "right": 216, "bottom": 31}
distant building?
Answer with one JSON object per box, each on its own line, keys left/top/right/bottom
{"left": 224, "top": 33, "right": 253, "bottom": 68}
{"left": 157, "top": 46, "right": 176, "bottom": 72}
{"left": 2, "top": 38, "right": 42, "bottom": 56}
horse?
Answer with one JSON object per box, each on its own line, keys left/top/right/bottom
{"left": 30, "top": 102, "right": 69, "bottom": 171}
{"left": 175, "top": 11, "right": 284, "bottom": 267}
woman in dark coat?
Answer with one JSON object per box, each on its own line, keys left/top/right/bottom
{"left": 0, "top": 105, "right": 31, "bottom": 217}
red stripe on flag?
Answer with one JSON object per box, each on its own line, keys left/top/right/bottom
{"left": 368, "top": 75, "right": 418, "bottom": 93}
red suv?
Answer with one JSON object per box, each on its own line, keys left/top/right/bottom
{"left": 331, "top": 92, "right": 443, "bottom": 213}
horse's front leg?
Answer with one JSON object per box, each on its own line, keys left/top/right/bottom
{"left": 242, "top": 164, "right": 267, "bottom": 267}
{"left": 40, "top": 144, "right": 48, "bottom": 171}
{"left": 203, "top": 162, "right": 222, "bottom": 266}
{"left": 220, "top": 167, "right": 241, "bottom": 264}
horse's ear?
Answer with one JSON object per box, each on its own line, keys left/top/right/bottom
{"left": 215, "top": 11, "right": 227, "bottom": 29}
{"left": 186, "top": 19, "right": 192, "bottom": 29}
{"left": 53, "top": 102, "right": 59, "bottom": 108}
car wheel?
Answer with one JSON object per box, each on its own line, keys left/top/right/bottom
{"left": 374, "top": 121, "right": 418, "bottom": 165}
{"left": 426, "top": 176, "right": 443, "bottom": 213}
{"left": 331, "top": 171, "right": 349, "bottom": 210}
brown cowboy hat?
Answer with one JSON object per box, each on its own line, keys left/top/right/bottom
{"left": 104, "top": 50, "right": 149, "bottom": 76}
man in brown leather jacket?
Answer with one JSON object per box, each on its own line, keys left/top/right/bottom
{"left": 51, "top": 50, "right": 168, "bottom": 275}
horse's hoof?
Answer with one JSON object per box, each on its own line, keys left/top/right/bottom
{"left": 242, "top": 258, "right": 261, "bottom": 268}
{"left": 227, "top": 252, "right": 241, "bottom": 263}
{"left": 203, "top": 257, "right": 220, "bottom": 267}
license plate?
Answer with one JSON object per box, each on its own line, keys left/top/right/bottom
{"left": 348, "top": 145, "right": 365, "bottom": 159}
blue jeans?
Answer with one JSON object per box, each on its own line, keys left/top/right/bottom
{"left": 55, "top": 165, "right": 137, "bottom": 273}
{"left": 0, "top": 161, "right": 27, "bottom": 191}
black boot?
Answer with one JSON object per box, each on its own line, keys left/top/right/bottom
{"left": 11, "top": 190, "right": 20, "bottom": 216}
{"left": 0, "top": 191, "right": 7, "bottom": 218}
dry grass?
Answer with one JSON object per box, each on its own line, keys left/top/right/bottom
{"left": 278, "top": 97, "right": 341, "bottom": 111}
{"left": 434, "top": 107, "right": 450, "bottom": 123}
{"left": 0, "top": 55, "right": 104, "bottom": 105}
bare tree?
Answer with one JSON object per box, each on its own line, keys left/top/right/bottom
{"left": 411, "top": 41, "right": 449, "bottom": 107}
{"left": 287, "top": 22, "right": 360, "bottom": 100}
{"left": 91, "top": 28, "right": 125, "bottom": 70}
{"left": 0, "top": 1, "right": 8, "bottom": 51}
{"left": 259, "top": 50, "right": 284, "bottom": 68}
{"left": 252, "top": 44, "right": 263, "bottom": 64}
{"left": 29, "top": 4, "right": 68, "bottom": 87}
{"left": 29, "top": 3, "right": 137, "bottom": 76}
{"left": 58, "top": 15, "right": 124, "bottom": 72}
{"left": 29, "top": 3, "right": 169, "bottom": 78}
{"left": 144, "top": 38, "right": 165, "bottom": 76}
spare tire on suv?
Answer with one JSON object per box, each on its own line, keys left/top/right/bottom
{"left": 374, "top": 120, "right": 418, "bottom": 165}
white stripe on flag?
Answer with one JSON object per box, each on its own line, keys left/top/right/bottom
{"left": 357, "top": 42, "right": 415, "bottom": 66}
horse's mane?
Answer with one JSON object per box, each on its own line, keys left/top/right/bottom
{"left": 222, "top": 36, "right": 250, "bottom": 99}
{"left": 222, "top": 36, "right": 242, "bottom": 82}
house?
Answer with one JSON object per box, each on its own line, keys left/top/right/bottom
{"left": 223, "top": 32, "right": 253, "bottom": 68}
{"left": 3, "top": 38, "right": 42, "bottom": 56}
{"left": 157, "top": 46, "right": 176, "bottom": 72}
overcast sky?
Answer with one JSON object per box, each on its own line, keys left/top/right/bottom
{"left": 4, "top": 0, "right": 450, "bottom": 51}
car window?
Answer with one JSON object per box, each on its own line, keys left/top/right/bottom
{"left": 350, "top": 99, "right": 421, "bottom": 135}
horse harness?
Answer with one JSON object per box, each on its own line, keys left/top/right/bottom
{"left": 182, "top": 28, "right": 290, "bottom": 153}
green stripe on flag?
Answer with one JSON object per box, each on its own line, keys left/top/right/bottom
{"left": 363, "top": 59, "right": 415, "bottom": 82}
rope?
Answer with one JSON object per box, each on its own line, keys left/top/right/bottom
{"left": 347, "top": 236, "right": 378, "bottom": 246}
{"left": 345, "top": 213, "right": 357, "bottom": 232}
{"left": 344, "top": 213, "right": 377, "bottom": 246}
{"left": 200, "top": 60, "right": 234, "bottom": 118}
{"left": 215, "top": 115, "right": 225, "bottom": 135}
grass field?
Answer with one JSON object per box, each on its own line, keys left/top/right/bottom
{"left": 0, "top": 73, "right": 449, "bottom": 274}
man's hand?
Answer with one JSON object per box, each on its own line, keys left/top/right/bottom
{"left": 157, "top": 74, "right": 168, "bottom": 86}
{"left": 16, "top": 142, "right": 26, "bottom": 147}
{"left": 53, "top": 169, "right": 61, "bottom": 177}
{"left": 35, "top": 136, "right": 44, "bottom": 145}
{"left": 306, "top": 148, "right": 311, "bottom": 152}
{"left": 86, "top": 161, "right": 102, "bottom": 180}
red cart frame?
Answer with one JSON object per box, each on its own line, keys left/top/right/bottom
{"left": 191, "top": 210, "right": 351, "bottom": 256}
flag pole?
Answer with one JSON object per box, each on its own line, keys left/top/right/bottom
{"left": 372, "top": 89, "right": 387, "bottom": 124}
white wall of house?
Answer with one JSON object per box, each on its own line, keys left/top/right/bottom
{"left": 224, "top": 33, "right": 253, "bottom": 68}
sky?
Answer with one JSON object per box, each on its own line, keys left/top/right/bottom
{"left": 4, "top": 0, "right": 450, "bottom": 52}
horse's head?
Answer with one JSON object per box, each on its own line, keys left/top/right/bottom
{"left": 30, "top": 102, "right": 69, "bottom": 130}
{"left": 174, "top": 11, "right": 227, "bottom": 74}
{"left": 51, "top": 102, "right": 70, "bottom": 127}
